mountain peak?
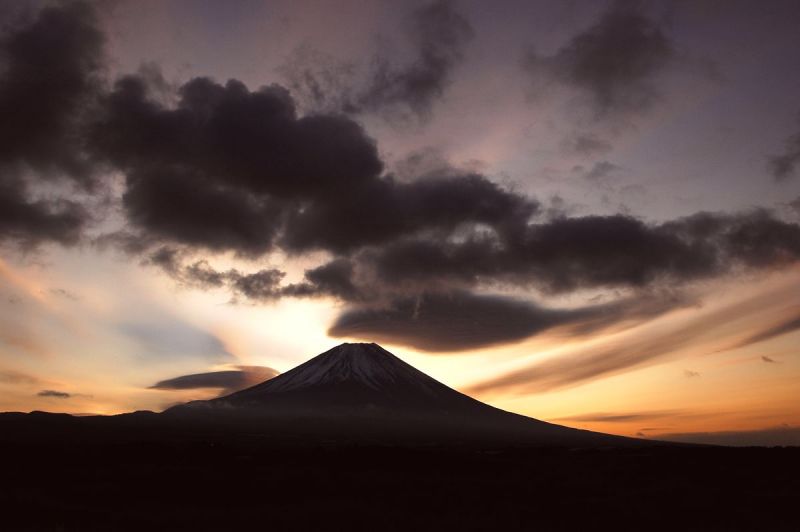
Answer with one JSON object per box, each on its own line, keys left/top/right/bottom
{"left": 170, "top": 342, "right": 487, "bottom": 414}
{"left": 218, "top": 342, "right": 449, "bottom": 404}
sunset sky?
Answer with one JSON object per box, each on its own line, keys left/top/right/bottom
{"left": 1, "top": 0, "right": 799, "bottom": 445}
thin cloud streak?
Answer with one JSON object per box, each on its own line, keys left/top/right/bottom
{"left": 725, "top": 311, "right": 800, "bottom": 351}
{"left": 553, "top": 410, "right": 683, "bottom": 423}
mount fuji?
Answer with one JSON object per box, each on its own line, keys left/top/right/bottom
{"left": 166, "top": 342, "right": 637, "bottom": 446}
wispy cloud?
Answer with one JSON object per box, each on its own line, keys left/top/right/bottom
{"left": 553, "top": 410, "right": 682, "bottom": 423}
{"left": 724, "top": 311, "right": 800, "bottom": 351}
{"left": 37, "top": 390, "right": 71, "bottom": 399}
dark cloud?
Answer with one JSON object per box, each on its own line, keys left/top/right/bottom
{"left": 37, "top": 390, "right": 71, "bottom": 399}
{"left": 150, "top": 365, "right": 278, "bottom": 395}
{"left": 358, "top": 0, "right": 474, "bottom": 121}
{"left": 761, "top": 356, "right": 776, "bottom": 363}
{"left": 0, "top": 1, "right": 103, "bottom": 245}
{"left": 145, "top": 203, "right": 800, "bottom": 351}
{"left": 282, "top": 259, "right": 363, "bottom": 301}
{"left": 524, "top": 2, "right": 674, "bottom": 119}
{"left": 768, "top": 121, "right": 800, "bottom": 181}
{"left": 0, "top": 180, "right": 90, "bottom": 246}
{"left": 122, "top": 165, "right": 284, "bottom": 256}
{"left": 789, "top": 196, "right": 800, "bottom": 215}
{"left": 658, "top": 425, "right": 800, "bottom": 447}
{"left": 91, "top": 74, "right": 383, "bottom": 255}
{"left": 180, "top": 259, "right": 230, "bottom": 290}
{"left": 281, "top": 0, "right": 473, "bottom": 122}
{"left": 329, "top": 291, "right": 580, "bottom": 352}
{"left": 278, "top": 46, "right": 357, "bottom": 116}
{"left": 93, "top": 73, "right": 533, "bottom": 262}
{"left": 363, "top": 210, "right": 800, "bottom": 296}
{"left": 0, "top": 1, "right": 104, "bottom": 180}
{"left": 149, "top": 250, "right": 361, "bottom": 303}
{"left": 329, "top": 290, "right": 686, "bottom": 352}
{"left": 281, "top": 172, "right": 538, "bottom": 254}
{"left": 769, "top": 149, "right": 800, "bottom": 181}
{"left": 684, "top": 370, "right": 700, "bottom": 378}
{"left": 227, "top": 269, "right": 287, "bottom": 301}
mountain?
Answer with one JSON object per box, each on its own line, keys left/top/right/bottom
{"left": 166, "top": 342, "right": 638, "bottom": 446}
{"left": 195, "top": 342, "right": 485, "bottom": 412}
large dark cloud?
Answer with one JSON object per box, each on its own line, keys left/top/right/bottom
{"left": 145, "top": 205, "right": 800, "bottom": 350}
{"left": 524, "top": 1, "right": 674, "bottom": 119}
{"left": 281, "top": 0, "right": 473, "bottom": 122}
{"left": 150, "top": 365, "right": 278, "bottom": 395}
{"left": 91, "top": 74, "right": 383, "bottom": 255}
{"left": 329, "top": 290, "right": 687, "bottom": 352}
{"left": 329, "top": 291, "right": 579, "bottom": 352}
{"left": 94, "top": 76, "right": 382, "bottom": 200}
{"left": 362, "top": 210, "right": 800, "bottom": 295}
{"left": 92, "top": 69, "right": 536, "bottom": 259}
{"left": 0, "top": 1, "right": 104, "bottom": 245}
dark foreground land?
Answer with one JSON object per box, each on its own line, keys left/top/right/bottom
{"left": 0, "top": 416, "right": 798, "bottom": 531}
